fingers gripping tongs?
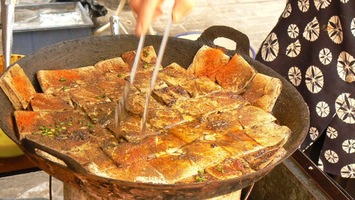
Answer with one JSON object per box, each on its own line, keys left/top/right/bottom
{"left": 115, "top": 7, "right": 173, "bottom": 135}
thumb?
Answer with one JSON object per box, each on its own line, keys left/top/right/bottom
{"left": 172, "top": 0, "right": 195, "bottom": 22}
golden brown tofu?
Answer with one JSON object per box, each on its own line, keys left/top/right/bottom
{"left": 147, "top": 108, "right": 185, "bottom": 129}
{"left": 205, "top": 111, "right": 243, "bottom": 131}
{"left": 244, "top": 122, "right": 291, "bottom": 148}
{"left": 106, "top": 114, "right": 157, "bottom": 143}
{"left": 159, "top": 63, "right": 196, "bottom": 86}
{"left": 235, "top": 105, "right": 277, "bottom": 128}
{"left": 150, "top": 154, "right": 201, "bottom": 184}
{"left": 122, "top": 45, "right": 160, "bottom": 72}
{"left": 205, "top": 157, "right": 255, "bottom": 180}
{"left": 127, "top": 71, "right": 167, "bottom": 93}
{"left": 14, "top": 111, "right": 54, "bottom": 140}
{"left": 0, "top": 64, "right": 36, "bottom": 110}
{"left": 172, "top": 96, "right": 219, "bottom": 117}
{"left": 216, "top": 128, "right": 264, "bottom": 157}
{"left": 160, "top": 63, "right": 222, "bottom": 97}
{"left": 106, "top": 141, "right": 154, "bottom": 166}
{"left": 149, "top": 133, "right": 186, "bottom": 157}
{"left": 30, "top": 92, "right": 73, "bottom": 112}
{"left": 182, "top": 140, "right": 231, "bottom": 169}
{"left": 215, "top": 53, "right": 257, "bottom": 93}
{"left": 94, "top": 57, "right": 130, "bottom": 74}
{"left": 152, "top": 85, "right": 190, "bottom": 107}
{"left": 68, "top": 85, "right": 112, "bottom": 108}
{"left": 242, "top": 73, "right": 282, "bottom": 112}
{"left": 169, "top": 120, "right": 221, "bottom": 144}
{"left": 184, "top": 76, "right": 222, "bottom": 97}
{"left": 36, "top": 66, "right": 102, "bottom": 93}
{"left": 125, "top": 92, "right": 164, "bottom": 115}
{"left": 203, "top": 90, "right": 250, "bottom": 111}
{"left": 188, "top": 45, "right": 230, "bottom": 82}
{"left": 82, "top": 101, "right": 117, "bottom": 124}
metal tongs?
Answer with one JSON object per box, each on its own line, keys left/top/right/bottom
{"left": 115, "top": 8, "right": 173, "bottom": 134}
{"left": 1, "top": 0, "right": 18, "bottom": 71}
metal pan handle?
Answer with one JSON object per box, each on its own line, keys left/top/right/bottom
{"left": 22, "top": 138, "right": 87, "bottom": 174}
{"left": 197, "top": 25, "right": 251, "bottom": 56}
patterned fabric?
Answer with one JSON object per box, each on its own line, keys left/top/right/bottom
{"left": 255, "top": 0, "right": 354, "bottom": 178}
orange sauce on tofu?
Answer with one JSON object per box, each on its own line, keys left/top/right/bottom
{"left": 202, "top": 48, "right": 227, "bottom": 80}
{"left": 15, "top": 111, "right": 39, "bottom": 129}
{"left": 53, "top": 70, "right": 81, "bottom": 81}
{"left": 11, "top": 70, "right": 35, "bottom": 101}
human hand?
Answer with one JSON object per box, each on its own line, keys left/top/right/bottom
{"left": 130, "top": 0, "right": 195, "bottom": 36}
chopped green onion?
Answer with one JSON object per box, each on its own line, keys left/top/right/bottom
{"left": 59, "top": 77, "right": 67, "bottom": 82}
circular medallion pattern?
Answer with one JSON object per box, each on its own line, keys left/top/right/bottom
{"left": 305, "top": 65, "right": 324, "bottom": 93}
{"left": 261, "top": 32, "right": 279, "bottom": 62}
{"left": 303, "top": 17, "right": 320, "bottom": 42}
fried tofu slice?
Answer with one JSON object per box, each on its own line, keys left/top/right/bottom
{"left": 188, "top": 45, "right": 230, "bottom": 82}
{"left": 15, "top": 110, "right": 99, "bottom": 137}
{"left": 244, "top": 122, "right": 291, "bottom": 148}
{"left": 0, "top": 64, "right": 36, "bottom": 110}
{"left": 150, "top": 133, "right": 186, "bottom": 157}
{"left": 150, "top": 154, "right": 201, "bottom": 184}
{"left": 172, "top": 95, "right": 219, "bottom": 117}
{"left": 125, "top": 92, "right": 163, "bottom": 115}
{"left": 168, "top": 121, "right": 215, "bottom": 144}
{"left": 23, "top": 124, "right": 116, "bottom": 176}
{"left": 106, "top": 160, "right": 167, "bottom": 183}
{"left": 194, "top": 124, "right": 282, "bottom": 171}
{"left": 106, "top": 114, "right": 157, "bottom": 143}
{"left": 104, "top": 140, "right": 154, "bottom": 166}
{"left": 203, "top": 90, "right": 250, "bottom": 112}
{"left": 122, "top": 45, "right": 160, "bottom": 72}
{"left": 205, "top": 157, "right": 255, "bottom": 180}
{"left": 242, "top": 146, "right": 286, "bottom": 170}
{"left": 94, "top": 57, "right": 130, "bottom": 74}
{"left": 36, "top": 66, "right": 102, "bottom": 93}
{"left": 127, "top": 71, "right": 168, "bottom": 93}
{"left": 216, "top": 128, "right": 264, "bottom": 157}
{"left": 64, "top": 141, "right": 115, "bottom": 168}
{"left": 160, "top": 63, "right": 222, "bottom": 97}
{"left": 182, "top": 140, "right": 231, "bottom": 169}
{"left": 216, "top": 123, "right": 289, "bottom": 171}
{"left": 96, "top": 78, "right": 140, "bottom": 103}
{"left": 82, "top": 101, "right": 116, "bottom": 125}
{"left": 185, "top": 76, "right": 222, "bottom": 97}
{"left": 242, "top": 73, "right": 282, "bottom": 112}
{"left": 139, "top": 45, "right": 158, "bottom": 64}
{"left": 205, "top": 105, "right": 276, "bottom": 132}
{"left": 215, "top": 53, "right": 257, "bottom": 93}
{"left": 172, "top": 90, "right": 249, "bottom": 119}
{"left": 104, "top": 133, "right": 185, "bottom": 167}
{"left": 68, "top": 85, "right": 111, "bottom": 108}
{"left": 30, "top": 92, "right": 73, "bottom": 112}
{"left": 152, "top": 85, "right": 190, "bottom": 107}
{"left": 16, "top": 109, "right": 111, "bottom": 149}
{"left": 148, "top": 108, "right": 185, "bottom": 129}
{"left": 159, "top": 63, "right": 196, "bottom": 86}
{"left": 14, "top": 111, "right": 54, "bottom": 140}
{"left": 234, "top": 105, "right": 276, "bottom": 128}
{"left": 95, "top": 78, "right": 126, "bottom": 101}
{"left": 206, "top": 111, "right": 244, "bottom": 131}
{"left": 215, "top": 122, "right": 289, "bottom": 171}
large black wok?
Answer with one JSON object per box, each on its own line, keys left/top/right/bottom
{"left": 0, "top": 26, "right": 309, "bottom": 199}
